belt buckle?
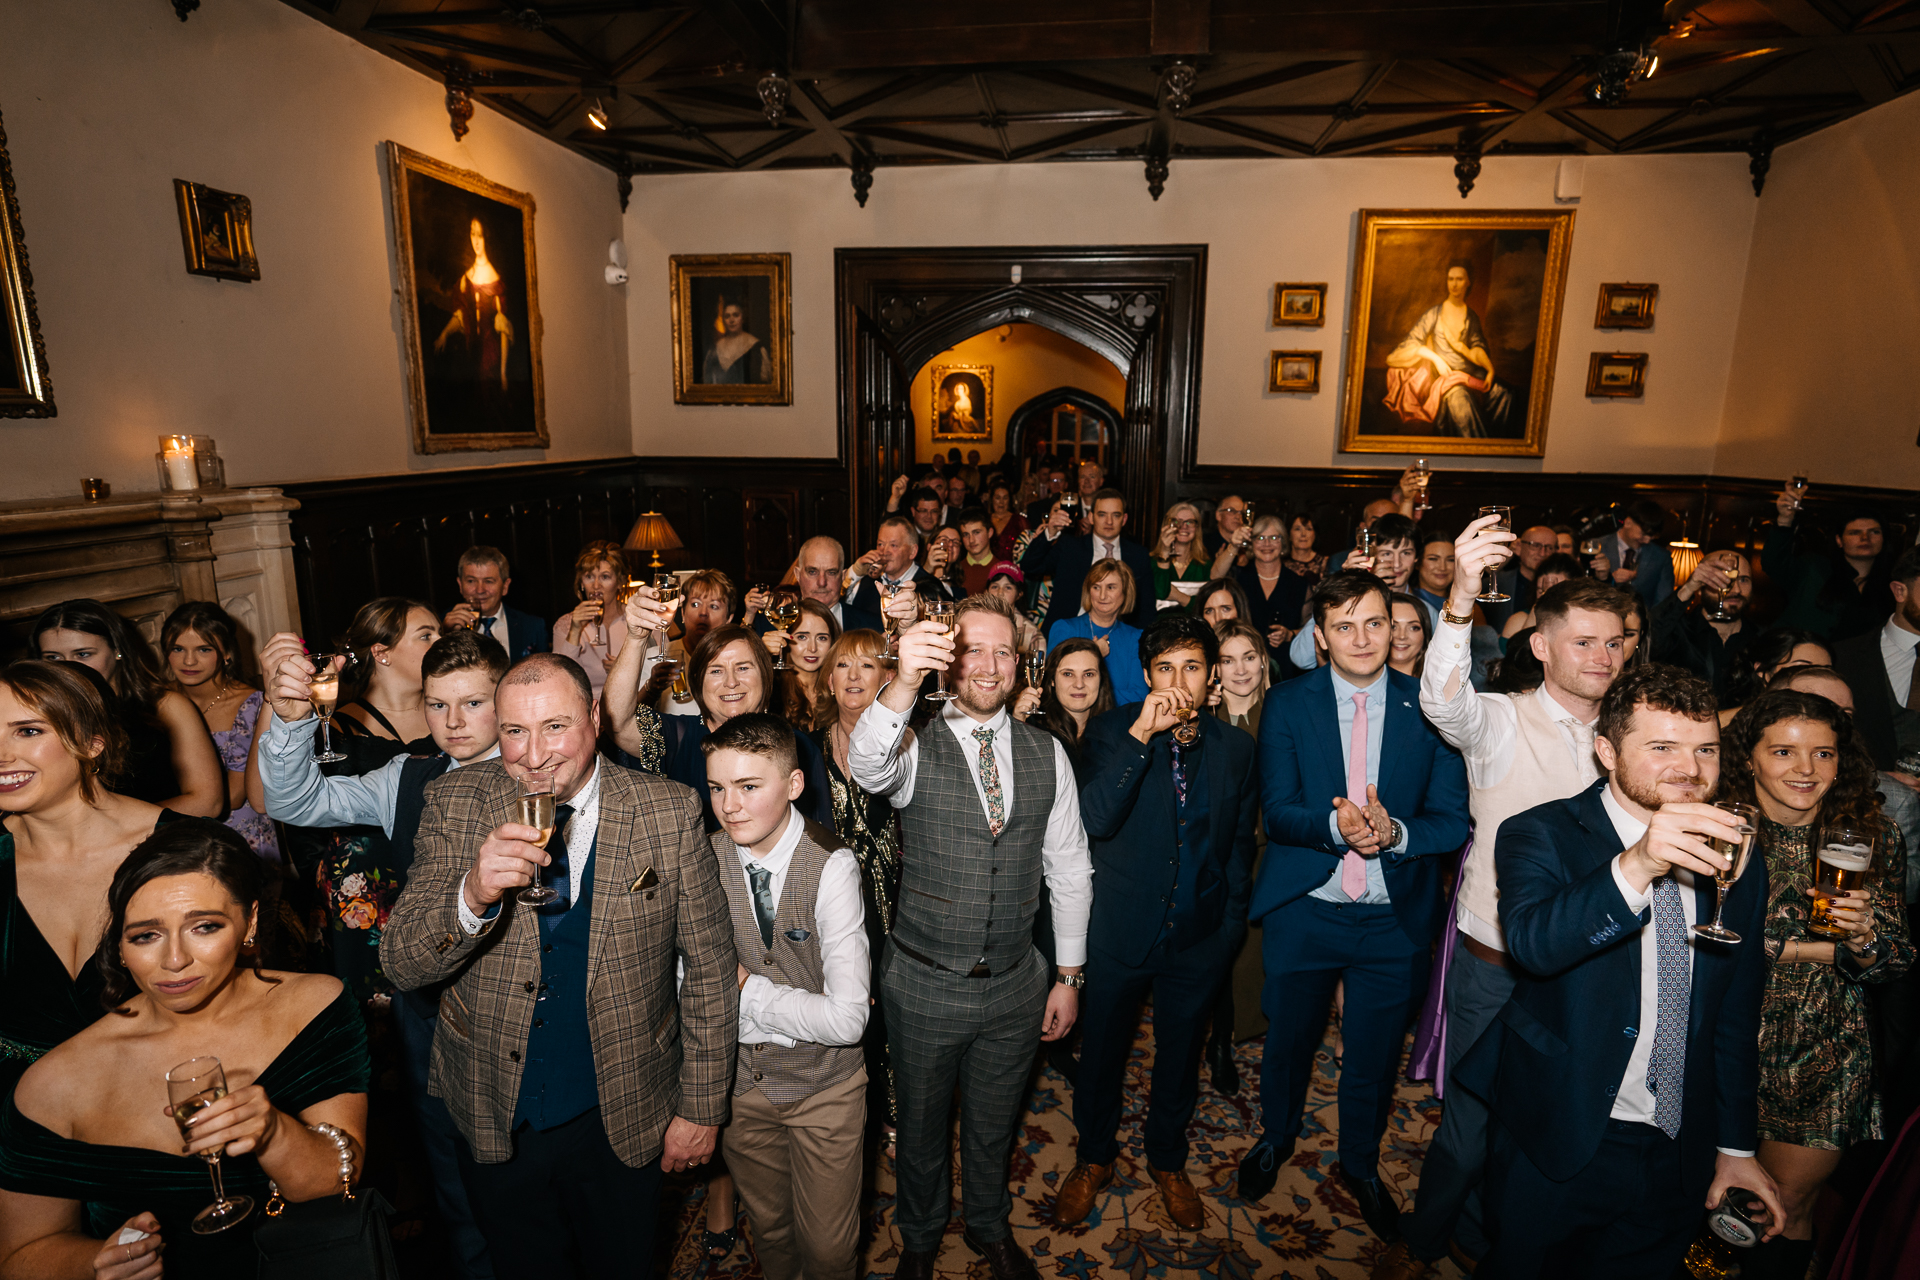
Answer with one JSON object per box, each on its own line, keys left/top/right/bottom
{"left": 967, "top": 963, "right": 991, "bottom": 978}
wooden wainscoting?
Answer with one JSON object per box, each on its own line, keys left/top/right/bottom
{"left": 282, "top": 456, "right": 848, "bottom": 645}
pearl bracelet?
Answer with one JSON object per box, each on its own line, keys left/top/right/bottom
{"left": 265, "top": 1122, "right": 356, "bottom": 1216}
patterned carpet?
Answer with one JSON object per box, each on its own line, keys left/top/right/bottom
{"left": 663, "top": 1005, "right": 1470, "bottom": 1280}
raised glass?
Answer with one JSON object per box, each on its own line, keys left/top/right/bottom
{"left": 1691, "top": 801, "right": 1758, "bottom": 943}
{"left": 1476, "top": 505, "right": 1513, "bottom": 603}
{"left": 1809, "top": 824, "right": 1876, "bottom": 940}
{"left": 307, "top": 655, "right": 347, "bottom": 764}
{"left": 166, "top": 1057, "right": 254, "bottom": 1234}
{"left": 924, "top": 599, "right": 958, "bottom": 702}
{"left": 515, "top": 773, "right": 560, "bottom": 906}
{"left": 768, "top": 590, "right": 801, "bottom": 671}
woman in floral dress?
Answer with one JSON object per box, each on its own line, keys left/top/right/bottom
{"left": 1721, "top": 688, "right": 1912, "bottom": 1280}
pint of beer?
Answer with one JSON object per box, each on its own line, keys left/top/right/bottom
{"left": 1808, "top": 826, "right": 1876, "bottom": 939}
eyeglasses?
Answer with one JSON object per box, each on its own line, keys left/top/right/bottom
{"left": 1220, "top": 506, "right": 1248, "bottom": 519}
{"left": 1251, "top": 534, "right": 1284, "bottom": 544}
{"left": 1517, "top": 539, "right": 1557, "bottom": 552}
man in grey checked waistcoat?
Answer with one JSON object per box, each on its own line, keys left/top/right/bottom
{"left": 850, "top": 592, "right": 1095, "bottom": 1280}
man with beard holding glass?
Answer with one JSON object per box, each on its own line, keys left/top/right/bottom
{"left": 849, "top": 594, "right": 1093, "bottom": 1280}
{"left": 1452, "top": 664, "right": 1783, "bottom": 1276}
{"left": 1651, "top": 549, "right": 1756, "bottom": 698}
{"left": 381, "top": 648, "right": 738, "bottom": 1277}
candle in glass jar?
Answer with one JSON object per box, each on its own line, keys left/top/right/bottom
{"left": 159, "top": 435, "right": 198, "bottom": 491}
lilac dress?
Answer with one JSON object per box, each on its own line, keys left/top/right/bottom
{"left": 216, "top": 691, "right": 280, "bottom": 863}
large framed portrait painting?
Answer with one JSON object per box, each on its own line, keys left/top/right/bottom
{"left": 1339, "top": 208, "right": 1575, "bottom": 457}
{"left": 930, "top": 365, "right": 992, "bottom": 441}
{"left": 670, "top": 253, "right": 793, "bottom": 406}
{"left": 0, "top": 107, "right": 55, "bottom": 419}
{"left": 386, "top": 142, "right": 546, "bottom": 454}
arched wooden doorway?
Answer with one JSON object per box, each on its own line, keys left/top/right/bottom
{"left": 835, "top": 246, "right": 1207, "bottom": 541}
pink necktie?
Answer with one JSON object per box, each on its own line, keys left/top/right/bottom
{"left": 1343, "top": 691, "right": 1370, "bottom": 900}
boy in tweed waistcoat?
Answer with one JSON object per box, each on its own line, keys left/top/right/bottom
{"left": 704, "top": 714, "right": 871, "bottom": 1280}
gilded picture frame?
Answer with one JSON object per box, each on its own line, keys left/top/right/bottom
{"left": 0, "top": 107, "right": 55, "bottom": 419}
{"left": 173, "top": 180, "right": 259, "bottom": 282}
{"left": 1586, "top": 351, "right": 1648, "bottom": 398}
{"left": 1268, "top": 350, "right": 1321, "bottom": 394}
{"left": 1339, "top": 208, "right": 1576, "bottom": 458}
{"left": 670, "top": 253, "right": 793, "bottom": 406}
{"left": 930, "top": 364, "right": 993, "bottom": 440}
{"left": 1594, "top": 282, "right": 1658, "bottom": 329}
{"left": 1272, "top": 282, "right": 1326, "bottom": 327}
{"left": 386, "top": 142, "right": 547, "bottom": 455}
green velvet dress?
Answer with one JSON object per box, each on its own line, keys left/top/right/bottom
{"left": 1756, "top": 815, "right": 1914, "bottom": 1149}
{"left": 0, "top": 988, "right": 370, "bottom": 1279}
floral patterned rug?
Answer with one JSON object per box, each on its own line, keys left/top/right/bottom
{"left": 663, "top": 1006, "right": 1469, "bottom": 1280}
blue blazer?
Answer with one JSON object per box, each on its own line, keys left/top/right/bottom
{"left": 1629, "top": 541, "right": 1676, "bottom": 607}
{"left": 500, "top": 604, "right": 551, "bottom": 660}
{"left": 1020, "top": 531, "right": 1159, "bottom": 633}
{"left": 1079, "top": 705, "right": 1259, "bottom": 967}
{"left": 1252, "top": 665, "right": 1470, "bottom": 944}
{"left": 1452, "top": 780, "right": 1766, "bottom": 1189}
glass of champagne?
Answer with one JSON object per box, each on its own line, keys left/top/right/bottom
{"left": 1172, "top": 706, "right": 1199, "bottom": 745}
{"left": 768, "top": 590, "right": 801, "bottom": 671}
{"left": 578, "top": 583, "right": 607, "bottom": 648}
{"left": 307, "top": 654, "right": 347, "bottom": 764}
{"left": 1692, "top": 801, "right": 1758, "bottom": 943}
{"left": 166, "top": 1057, "right": 254, "bottom": 1234}
{"left": 516, "top": 773, "right": 560, "bottom": 906}
{"left": 1023, "top": 648, "right": 1046, "bottom": 691}
{"left": 1579, "top": 535, "right": 1606, "bottom": 580}
{"left": 1408, "top": 458, "right": 1432, "bottom": 515}
{"left": 1809, "top": 824, "right": 1876, "bottom": 940}
{"left": 924, "top": 598, "right": 958, "bottom": 702}
{"left": 880, "top": 580, "right": 908, "bottom": 658}
{"left": 1476, "top": 505, "right": 1513, "bottom": 602}
{"left": 1788, "top": 472, "right": 1809, "bottom": 513}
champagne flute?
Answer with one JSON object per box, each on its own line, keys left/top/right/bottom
{"left": 516, "top": 773, "right": 560, "bottom": 906}
{"left": 1691, "top": 801, "right": 1758, "bottom": 943}
{"left": 1408, "top": 458, "right": 1432, "bottom": 515}
{"left": 1023, "top": 648, "right": 1046, "bottom": 690}
{"left": 1476, "top": 505, "right": 1513, "bottom": 603}
{"left": 166, "top": 1057, "right": 254, "bottom": 1234}
{"left": 1580, "top": 536, "right": 1606, "bottom": 580}
{"left": 924, "top": 599, "right": 958, "bottom": 702}
{"left": 880, "top": 581, "right": 908, "bottom": 658}
{"left": 307, "top": 654, "right": 347, "bottom": 764}
{"left": 1788, "top": 471, "right": 1809, "bottom": 513}
{"left": 577, "top": 583, "right": 607, "bottom": 648}
{"left": 768, "top": 590, "right": 801, "bottom": 671}
{"left": 1172, "top": 706, "right": 1199, "bottom": 745}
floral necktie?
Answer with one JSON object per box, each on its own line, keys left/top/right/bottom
{"left": 972, "top": 726, "right": 1005, "bottom": 837}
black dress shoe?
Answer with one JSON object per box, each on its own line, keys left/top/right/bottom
{"left": 1234, "top": 1138, "right": 1292, "bottom": 1203}
{"left": 963, "top": 1232, "right": 1039, "bottom": 1280}
{"left": 1340, "top": 1170, "right": 1403, "bottom": 1242}
{"left": 1206, "top": 1038, "right": 1240, "bottom": 1095}
{"left": 896, "top": 1246, "right": 939, "bottom": 1280}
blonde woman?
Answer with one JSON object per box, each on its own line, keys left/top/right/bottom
{"left": 1045, "top": 559, "right": 1147, "bottom": 703}
{"left": 1152, "top": 501, "right": 1212, "bottom": 603}
{"left": 550, "top": 540, "right": 631, "bottom": 699}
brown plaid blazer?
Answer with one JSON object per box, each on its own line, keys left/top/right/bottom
{"left": 379, "top": 757, "right": 738, "bottom": 1167}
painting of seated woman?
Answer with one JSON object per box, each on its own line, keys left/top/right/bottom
{"left": 1339, "top": 208, "right": 1574, "bottom": 458}
{"left": 671, "top": 252, "right": 793, "bottom": 405}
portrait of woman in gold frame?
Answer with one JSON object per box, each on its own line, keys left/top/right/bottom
{"left": 1339, "top": 208, "right": 1576, "bottom": 458}
{"left": 670, "top": 253, "right": 793, "bottom": 406}
{"left": 0, "top": 106, "right": 55, "bottom": 419}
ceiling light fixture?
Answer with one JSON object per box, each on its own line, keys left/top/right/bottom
{"left": 587, "top": 99, "right": 610, "bottom": 130}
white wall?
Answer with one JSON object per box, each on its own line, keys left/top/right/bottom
{"left": 1718, "top": 90, "right": 1920, "bottom": 491}
{"left": 625, "top": 150, "right": 1759, "bottom": 476}
{"left": 0, "top": 0, "right": 629, "bottom": 500}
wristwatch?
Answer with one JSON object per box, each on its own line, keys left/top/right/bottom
{"left": 1388, "top": 819, "right": 1404, "bottom": 849}
{"left": 1440, "top": 604, "right": 1475, "bottom": 626}
{"left": 1055, "top": 971, "right": 1086, "bottom": 990}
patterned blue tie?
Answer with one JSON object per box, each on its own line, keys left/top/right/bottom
{"left": 1648, "top": 875, "right": 1689, "bottom": 1139}
{"left": 1169, "top": 740, "right": 1189, "bottom": 810}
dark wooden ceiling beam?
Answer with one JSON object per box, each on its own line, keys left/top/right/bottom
{"left": 1198, "top": 101, "right": 1512, "bottom": 117}
{"left": 734, "top": 128, "right": 814, "bottom": 170}
{"left": 1750, "top": 0, "right": 1899, "bottom": 102}
{"left": 586, "top": 137, "right": 736, "bottom": 168}
{"left": 1011, "top": 68, "right": 1159, "bottom": 113}
{"left": 607, "top": 8, "right": 701, "bottom": 78}
{"left": 858, "top": 109, "right": 1144, "bottom": 128}
{"left": 1613, "top": 52, "right": 1804, "bottom": 151}
{"left": 1184, "top": 59, "right": 1350, "bottom": 110}
{"left": 364, "top": 4, "right": 684, "bottom": 31}
{"left": 1545, "top": 107, "right": 1622, "bottom": 152}
{"left": 1312, "top": 60, "right": 1396, "bottom": 153}
{"left": 1470, "top": 62, "right": 1589, "bottom": 149}
{"left": 1629, "top": 102, "right": 1847, "bottom": 150}
{"left": 380, "top": 28, "right": 596, "bottom": 78}
{"left": 1006, "top": 118, "right": 1152, "bottom": 162}
{"left": 844, "top": 124, "right": 1007, "bottom": 163}
{"left": 973, "top": 74, "right": 1013, "bottom": 160}
{"left": 632, "top": 93, "right": 741, "bottom": 164}
{"left": 1177, "top": 113, "right": 1313, "bottom": 156}
{"left": 1323, "top": 109, "right": 1515, "bottom": 156}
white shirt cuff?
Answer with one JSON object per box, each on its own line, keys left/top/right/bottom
{"left": 1717, "top": 1147, "right": 1756, "bottom": 1158}
{"left": 1611, "top": 855, "right": 1653, "bottom": 914}
{"left": 456, "top": 873, "right": 497, "bottom": 935}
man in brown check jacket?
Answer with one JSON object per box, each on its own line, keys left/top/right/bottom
{"left": 383, "top": 652, "right": 738, "bottom": 1278}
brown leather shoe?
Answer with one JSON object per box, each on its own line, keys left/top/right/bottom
{"left": 1052, "top": 1160, "right": 1114, "bottom": 1226}
{"left": 1368, "top": 1241, "right": 1433, "bottom": 1280}
{"left": 1148, "top": 1164, "right": 1206, "bottom": 1230}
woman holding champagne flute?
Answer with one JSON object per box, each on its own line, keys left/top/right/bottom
{"left": 1720, "top": 689, "right": 1912, "bottom": 1280}
{"left": 765, "top": 599, "right": 839, "bottom": 730}
{"left": 549, "top": 540, "right": 631, "bottom": 700}
{"left": 0, "top": 822, "right": 368, "bottom": 1279}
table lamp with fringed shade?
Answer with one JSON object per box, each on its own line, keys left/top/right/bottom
{"left": 622, "top": 511, "right": 683, "bottom": 570}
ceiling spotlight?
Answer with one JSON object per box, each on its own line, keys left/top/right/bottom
{"left": 587, "top": 99, "right": 610, "bottom": 130}
{"left": 1586, "top": 45, "right": 1657, "bottom": 105}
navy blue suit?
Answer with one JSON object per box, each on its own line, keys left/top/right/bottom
{"left": 1020, "top": 531, "right": 1158, "bottom": 634}
{"left": 1071, "top": 704, "right": 1259, "bottom": 1169}
{"left": 1253, "top": 665, "right": 1470, "bottom": 1176}
{"left": 843, "top": 568, "right": 951, "bottom": 627}
{"left": 474, "top": 604, "right": 550, "bottom": 661}
{"left": 1453, "top": 780, "right": 1767, "bottom": 1277}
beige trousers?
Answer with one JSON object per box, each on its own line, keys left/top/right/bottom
{"left": 722, "top": 1067, "right": 868, "bottom": 1280}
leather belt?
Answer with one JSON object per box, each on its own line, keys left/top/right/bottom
{"left": 893, "top": 937, "right": 992, "bottom": 978}
{"left": 1458, "top": 930, "right": 1509, "bottom": 969}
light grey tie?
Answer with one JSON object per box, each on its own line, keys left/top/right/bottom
{"left": 746, "top": 863, "right": 775, "bottom": 950}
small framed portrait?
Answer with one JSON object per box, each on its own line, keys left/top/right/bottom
{"left": 173, "top": 180, "right": 259, "bottom": 282}
{"left": 386, "top": 142, "right": 546, "bottom": 455}
{"left": 0, "top": 107, "right": 55, "bottom": 418}
{"left": 930, "top": 364, "right": 993, "bottom": 440}
{"left": 1273, "top": 282, "right": 1327, "bottom": 327}
{"left": 1586, "top": 352, "right": 1648, "bottom": 397}
{"left": 1269, "top": 350, "right": 1321, "bottom": 394}
{"left": 1595, "top": 282, "right": 1658, "bottom": 329}
{"left": 670, "top": 253, "right": 793, "bottom": 406}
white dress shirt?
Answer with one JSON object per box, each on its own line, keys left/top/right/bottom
{"left": 1600, "top": 785, "right": 1750, "bottom": 1156}
{"left": 458, "top": 757, "right": 604, "bottom": 934}
{"left": 1420, "top": 617, "right": 1600, "bottom": 947}
{"left": 1880, "top": 617, "right": 1920, "bottom": 704}
{"left": 734, "top": 804, "right": 870, "bottom": 1049}
{"left": 260, "top": 706, "right": 497, "bottom": 835}
{"left": 474, "top": 606, "right": 512, "bottom": 658}
{"left": 848, "top": 695, "right": 1095, "bottom": 966}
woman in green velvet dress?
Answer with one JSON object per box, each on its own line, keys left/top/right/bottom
{"left": 1721, "top": 689, "right": 1912, "bottom": 1280}
{"left": 0, "top": 822, "right": 369, "bottom": 1280}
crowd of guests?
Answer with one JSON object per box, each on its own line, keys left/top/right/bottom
{"left": 1, "top": 454, "right": 1918, "bottom": 1280}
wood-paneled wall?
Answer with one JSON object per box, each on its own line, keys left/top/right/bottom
{"left": 283, "top": 457, "right": 847, "bottom": 645}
